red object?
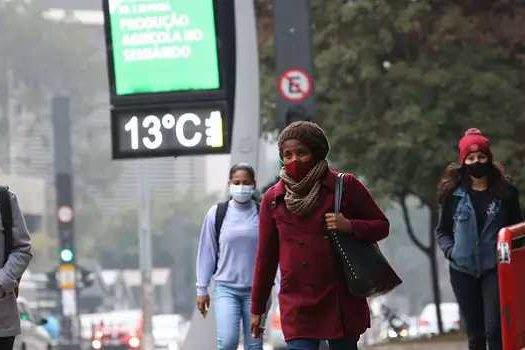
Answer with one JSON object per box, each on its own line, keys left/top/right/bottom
{"left": 91, "top": 316, "right": 143, "bottom": 350}
{"left": 417, "top": 319, "right": 430, "bottom": 327}
{"left": 284, "top": 159, "right": 315, "bottom": 182}
{"left": 458, "top": 128, "right": 492, "bottom": 164}
{"left": 497, "top": 222, "right": 525, "bottom": 350}
{"left": 251, "top": 170, "right": 389, "bottom": 341}
{"left": 278, "top": 68, "right": 313, "bottom": 102}
{"left": 272, "top": 311, "right": 282, "bottom": 330}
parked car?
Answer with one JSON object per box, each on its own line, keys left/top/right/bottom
{"left": 381, "top": 306, "right": 411, "bottom": 340}
{"left": 152, "top": 314, "right": 189, "bottom": 349}
{"left": 90, "top": 310, "right": 142, "bottom": 350}
{"left": 417, "top": 302, "right": 460, "bottom": 336}
{"left": 14, "top": 298, "right": 55, "bottom": 350}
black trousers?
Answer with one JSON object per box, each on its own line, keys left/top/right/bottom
{"left": 0, "top": 336, "right": 15, "bottom": 350}
{"left": 450, "top": 267, "right": 502, "bottom": 350}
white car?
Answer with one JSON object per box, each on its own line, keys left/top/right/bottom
{"left": 153, "top": 314, "right": 190, "bottom": 349}
{"left": 417, "top": 302, "right": 461, "bottom": 336}
{"left": 14, "top": 298, "right": 55, "bottom": 350}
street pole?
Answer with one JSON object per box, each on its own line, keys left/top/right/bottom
{"left": 6, "top": 69, "right": 15, "bottom": 174}
{"left": 230, "top": 0, "right": 260, "bottom": 170}
{"left": 274, "top": 0, "right": 315, "bottom": 126}
{"left": 52, "top": 96, "right": 81, "bottom": 350}
{"left": 138, "top": 160, "right": 154, "bottom": 350}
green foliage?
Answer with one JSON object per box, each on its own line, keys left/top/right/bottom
{"left": 261, "top": 0, "right": 525, "bottom": 207}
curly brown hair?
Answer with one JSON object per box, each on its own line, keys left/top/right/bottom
{"left": 437, "top": 161, "right": 510, "bottom": 203}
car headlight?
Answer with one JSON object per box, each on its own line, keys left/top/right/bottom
{"left": 168, "top": 341, "right": 179, "bottom": 350}
{"left": 388, "top": 329, "right": 398, "bottom": 338}
{"left": 128, "top": 336, "right": 140, "bottom": 348}
{"left": 400, "top": 329, "right": 409, "bottom": 337}
{"left": 91, "top": 339, "right": 102, "bottom": 350}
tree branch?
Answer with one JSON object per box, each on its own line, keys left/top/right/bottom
{"left": 398, "top": 193, "right": 431, "bottom": 255}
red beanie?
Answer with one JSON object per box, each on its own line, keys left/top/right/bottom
{"left": 458, "top": 128, "right": 492, "bottom": 164}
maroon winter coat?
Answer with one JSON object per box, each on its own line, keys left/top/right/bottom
{"left": 251, "top": 170, "right": 389, "bottom": 341}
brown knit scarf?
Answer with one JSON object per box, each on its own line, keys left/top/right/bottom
{"left": 279, "top": 160, "right": 328, "bottom": 216}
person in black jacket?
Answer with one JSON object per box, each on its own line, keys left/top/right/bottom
{"left": 435, "top": 128, "right": 522, "bottom": 350}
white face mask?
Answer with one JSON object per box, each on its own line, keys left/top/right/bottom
{"left": 229, "top": 184, "right": 255, "bottom": 203}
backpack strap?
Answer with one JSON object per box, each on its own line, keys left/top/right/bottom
{"left": 214, "top": 201, "right": 230, "bottom": 241}
{"left": 0, "top": 186, "right": 13, "bottom": 265}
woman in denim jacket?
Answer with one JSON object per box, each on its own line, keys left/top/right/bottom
{"left": 436, "top": 128, "right": 522, "bottom": 350}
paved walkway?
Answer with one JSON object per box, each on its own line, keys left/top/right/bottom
{"left": 364, "top": 339, "right": 467, "bottom": 350}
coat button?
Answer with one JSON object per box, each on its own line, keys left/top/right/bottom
{"left": 301, "top": 261, "right": 308, "bottom": 268}
{"left": 298, "top": 240, "right": 305, "bottom": 246}
{"left": 323, "top": 235, "right": 330, "bottom": 240}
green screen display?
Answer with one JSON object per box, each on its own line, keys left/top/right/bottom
{"left": 108, "top": 0, "right": 221, "bottom": 95}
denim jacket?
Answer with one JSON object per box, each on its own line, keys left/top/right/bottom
{"left": 437, "top": 184, "right": 522, "bottom": 277}
{"left": 448, "top": 187, "right": 503, "bottom": 276}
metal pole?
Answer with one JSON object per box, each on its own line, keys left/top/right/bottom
{"left": 52, "top": 96, "right": 81, "bottom": 350}
{"left": 138, "top": 160, "right": 154, "bottom": 350}
{"left": 274, "top": 0, "right": 315, "bottom": 126}
{"left": 230, "top": 0, "right": 260, "bottom": 170}
{"left": 7, "top": 69, "right": 15, "bottom": 174}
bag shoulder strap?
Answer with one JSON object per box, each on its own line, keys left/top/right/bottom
{"left": 334, "top": 173, "right": 345, "bottom": 214}
{"left": 214, "top": 201, "right": 230, "bottom": 240}
{"left": 0, "top": 186, "right": 13, "bottom": 265}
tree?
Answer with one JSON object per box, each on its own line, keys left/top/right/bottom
{"left": 259, "top": 0, "right": 525, "bottom": 333}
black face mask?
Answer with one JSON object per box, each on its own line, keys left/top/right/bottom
{"left": 465, "top": 162, "right": 491, "bottom": 179}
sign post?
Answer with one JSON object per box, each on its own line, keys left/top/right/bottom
{"left": 274, "top": 0, "right": 315, "bottom": 126}
{"left": 52, "top": 96, "right": 80, "bottom": 350}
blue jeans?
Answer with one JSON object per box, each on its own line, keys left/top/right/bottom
{"left": 214, "top": 284, "right": 263, "bottom": 350}
{"left": 287, "top": 338, "right": 358, "bottom": 350}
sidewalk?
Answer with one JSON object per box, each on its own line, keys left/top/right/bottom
{"left": 364, "top": 334, "right": 468, "bottom": 350}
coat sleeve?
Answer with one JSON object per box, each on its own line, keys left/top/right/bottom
{"left": 344, "top": 175, "right": 390, "bottom": 242}
{"left": 251, "top": 191, "right": 279, "bottom": 315}
{"left": 0, "top": 192, "right": 32, "bottom": 294}
{"left": 435, "top": 196, "right": 455, "bottom": 260}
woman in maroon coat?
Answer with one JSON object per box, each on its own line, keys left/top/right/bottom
{"left": 250, "top": 121, "right": 390, "bottom": 350}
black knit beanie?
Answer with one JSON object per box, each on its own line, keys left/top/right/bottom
{"left": 278, "top": 121, "right": 330, "bottom": 161}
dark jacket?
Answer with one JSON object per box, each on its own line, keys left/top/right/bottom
{"left": 251, "top": 170, "right": 389, "bottom": 341}
{"left": 435, "top": 184, "right": 522, "bottom": 277}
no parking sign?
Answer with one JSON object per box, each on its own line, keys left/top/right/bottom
{"left": 279, "top": 68, "right": 313, "bottom": 102}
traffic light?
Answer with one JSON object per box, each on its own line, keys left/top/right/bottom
{"left": 79, "top": 267, "right": 95, "bottom": 289}
{"left": 59, "top": 248, "right": 75, "bottom": 264}
{"left": 45, "top": 270, "right": 58, "bottom": 290}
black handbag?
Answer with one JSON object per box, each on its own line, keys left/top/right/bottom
{"left": 328, "top": 173, "right": 402, "bottom": 298}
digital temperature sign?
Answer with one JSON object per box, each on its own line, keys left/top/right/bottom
{"left": 103, "top": 0, "right": 236, "bottom": 159}
{"left": 111, "top": 104, "right": 228, "bottom": 158}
